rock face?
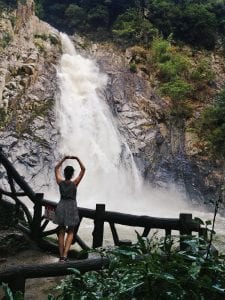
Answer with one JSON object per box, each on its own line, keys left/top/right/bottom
{"left": 0, "top": 229, "right": 30, "bottom": 256}
{"left": 0, "top": 0, "right": 61, "bottom": 192}
{"left": 83, "top": 41, "right": 225, "bottom": 206}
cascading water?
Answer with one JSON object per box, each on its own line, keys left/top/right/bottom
{"left": 54, "top": 32, "right": 225, "bottom": 236}
{"left": 54, "top": 33, "right": 193, "bottom": 217}
{"left": 56, "top": 33, "right": 142, "bottom": 210}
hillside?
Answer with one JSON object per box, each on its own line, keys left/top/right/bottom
{"left": 0, "top": 0, "right": 225, "bottom": 206}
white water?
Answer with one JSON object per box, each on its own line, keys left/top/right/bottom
{"left": 55, "top": 33, "right": 143, "bottom": 209}
{"left": 52, "top": 33, "right": 192, "bottom": 218}
{"left": 53, "top": 33, "right": 225, "bottom": 237}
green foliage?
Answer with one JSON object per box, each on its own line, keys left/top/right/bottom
{"left": 47, "top": 233, "right": 225, "bottom": 299}
{"left": 18, "top": 0, "right": 26, "bottom": 5}
{"left": 175, "top": 3, "right": 217, "bottom": 50}
{"left": 151, "top": 37, "right": 172, "bottom": 63}
{"left": 0, "top": 107, "right": 7, "bottom": 126}
{"left": 159, "top": 53, "right": 190, "bottom": 82}
{"left": 195, "top": 88, "right": 225, "bottom": 157}
{"left": 160, "top": 79, "right": 192, "bottom": 102}
{"left": 64, "top": 4, "right": 86, "bottom": 29}
{"left": 129, "top": 63, "right": 137, "bottom": 73}
{"left": 33, "top": 0, "right": 225, "bottom": 50}
{"left": 151, "top": 37, "right": 194, "bottom": 117}
{"left": 0, "top": 0, "right": 16, "bottom": 10}
{"left": 112, "top": 8, "right": 157, "bottom": 46}
{"left": 1, "top": 282, "right": 24, "bottom": 300}
{"left": 190, "top": 59, "right": 215, "bottom": 83}
{"left": 35, "top": 0, "right": 44, "bottom": 19}
{"left": 87, "top": 5, "right": 109, "bottom": 28}
{"left": 0, "top": 32, "right": 11, "bottom": 48}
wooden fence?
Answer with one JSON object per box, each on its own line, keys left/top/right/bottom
{"left": 0, "top": 147, "right": 208, "bottom": 296}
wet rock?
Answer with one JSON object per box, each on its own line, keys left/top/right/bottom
{"left": 0, "top": 229, "right": 30, "bottom": 256}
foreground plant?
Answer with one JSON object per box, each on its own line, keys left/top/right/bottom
{"left": 49, "top": 232, "right": 225, "bottom": 300}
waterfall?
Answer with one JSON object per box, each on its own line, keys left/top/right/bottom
{"left": 54, "top": 33, "right": 202, "bottom": 218}
{"left": 55, "top": 33, "right": 142, "bottom": 210}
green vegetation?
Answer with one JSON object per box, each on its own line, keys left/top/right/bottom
{"left": 34, "top": 0, "right": 225, "bottom": 50}
{"left": 112, "top": 8, "right": 158, "bottom": 46}
{"left": 2, "top": 232, "right": 225, "bottom": 299}
{"left": 0, "top": 32, "right": 11, "bottom": 48}
{"left": 0, "top": 0, "right": 16, "bottom": 10}
{"left": 150, "top": 37, "right": 213, "bottom": 118}
{"left": 129, "top": 63, "right": 137, "bottom": 73}
{"left": 50, "top": 232, "right": 225, "bottom": 299}
{"left": 195, "top": 88, "right": 225, "bottom": 157}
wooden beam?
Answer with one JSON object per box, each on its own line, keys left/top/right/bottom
{"left": 42, "top": 200, "right": 200, "bottom": 233}
{"left": 0, "top": 149, "right": 36, "bottom": 201}
{"left": 0, "top": 258, "right": 109, "bottom": 295}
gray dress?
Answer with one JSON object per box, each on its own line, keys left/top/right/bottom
{"left": 54, "top": 181, "right": 80, "bottom": 227}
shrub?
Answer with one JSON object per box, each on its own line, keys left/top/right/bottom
{"left": 160, "top": 79, "right": 192, "bottom": 102}
{"left": 190, "top": 59, "right": 215, "bottom": 83}
{"left": 47, "top": 233, "right": 225, "bottom": 299}
{"left": 112, "top": 8, "right": 158, "bottom": 46}
{"left": 159, "top": 54, "right": 190, "bottom": 82}
{"left": 195, "top": 88, "right": 225, "bottom": 157}
{"left": 151, "top": 37, "right": 172, "bottom": 63}
{"left": 129, "top": 63, "right": 137, "bottom": 73}
{"left": 0, "top": 32, "right": 11, "bottom": 48}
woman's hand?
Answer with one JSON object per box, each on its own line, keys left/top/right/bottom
{"left": 69, "top": 156, "right": 78, "bottom": 160}
{"left": 64, "top": 155, "right": 71, "bottom": 159}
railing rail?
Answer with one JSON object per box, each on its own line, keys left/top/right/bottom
{"left": 0, "top": 258, "right": 109, "bottom": 295}
{"left": 0, "top": 147, "right": 209, "bottom": 297}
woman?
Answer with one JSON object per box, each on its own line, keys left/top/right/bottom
{"left": 54, "top": 155, "right": 85, "bottom": 262}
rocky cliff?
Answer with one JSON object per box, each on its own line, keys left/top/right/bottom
{"left": 0, "top": 0, "right": 61, "bottom": 191}
{"left": 0, "top": 1, "right": 224, "bottom": 208}
{"left": 77, "top": 39, "right": 225, "bottom": 206}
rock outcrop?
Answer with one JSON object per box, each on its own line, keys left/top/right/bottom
{"left": 84, "top": 41, "right": 225, "bottom": 206}
{"left": 0, "top": 0, "right": 61, "bottom": 192}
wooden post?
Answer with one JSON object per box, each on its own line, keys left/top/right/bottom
{"left": 31, "top": 193, "right": 44, "bottom": 240}
{"left": 179, "top": 213, "right": 192, "bottom": 250}
{"left": 92, "top": 204, "right": 105, "bottom": 248}
{"left": 8, "top": 276, "right": 25, "bottom": 295}
{"left": 109, "top": 222, "right": 120, "bottom": 246}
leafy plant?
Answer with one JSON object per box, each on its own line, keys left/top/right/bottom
{"left": 160, "top": 79, "right": 192, "bottom": 102}
{"left": 47, "top": 232, "right": 225, "bottom": 300}
{"left": 0, "top": 32, "right": 11, "bottom": 48}
{"left": 129, "top": 63, "right": 137, "bottom": 73}
{"left": 112, "top": 8, "right": 158, "bottom": 46}
{"left": 195, "top": 88, "right": 225, "bottom": 157}
{"left": 1, "top": 283, "right": 24, "bottom": 300}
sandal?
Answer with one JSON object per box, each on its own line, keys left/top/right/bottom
{"left": 59, "top": 256, "right": 68, "bottom": 262}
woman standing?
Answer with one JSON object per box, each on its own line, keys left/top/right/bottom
{"left": 54, "top": 155, "right": 85, "bottom": 262}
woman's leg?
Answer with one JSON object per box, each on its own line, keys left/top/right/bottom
{"left": 58, "top": 226, "right": 66, "bottom": 258}
{"left": 63, "top": 226, "right": 75, "bottom": 258}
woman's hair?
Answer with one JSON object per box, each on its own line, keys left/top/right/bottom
{"left": 64, "top": 166, "right": 74, "bottom": 180}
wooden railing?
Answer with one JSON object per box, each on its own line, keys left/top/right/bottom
{"left": 0, "top": 147, "right": 204, "bottom": 252}
{"left": 0, "top": 258, "right": 109, "bottom": 295}
{"left": 0, "top": 147, "right": 209, "bottom": 296}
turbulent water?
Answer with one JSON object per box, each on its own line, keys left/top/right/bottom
{"left": 53, "top": 33, "right": 196, "bottom": 219}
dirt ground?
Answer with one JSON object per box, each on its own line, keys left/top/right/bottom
{"left": 0, "top": 249, "right": 63, "bottom": 300}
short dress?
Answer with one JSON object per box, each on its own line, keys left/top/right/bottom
{"left": 54, "top": 180, "right": 80, "bottom": 227}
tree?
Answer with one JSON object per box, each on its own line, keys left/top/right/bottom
{"left": 65, "top": 4, "right": 86, "bottom": 30}
{"left": 87, "top": 5, "right": 109, "bottom": 28}
{"left": 176, "top": 3, "right": 217, "bottom": 49}
{"left": 112, "top": 8, "right": 157, "bottom": 46}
